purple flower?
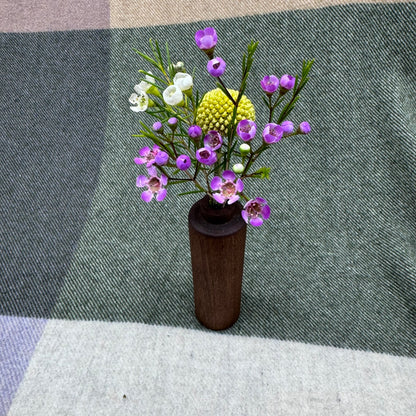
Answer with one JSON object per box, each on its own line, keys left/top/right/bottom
{"left": 188, "top": 125, "right": 202, "bottom": 139}
{"left": 299, "top": 121, "right": 311, "bottom": 134}
{"left": 155, "top": 151, "right": 169, "bottom": 166}
{"left": 260, "top": 75, "right": 279, "bottom": 95}
{"left": 195, "top": 27, "right": 218, "bottom": 53}
{"left": 195, "top": 147, "right": 217, "bottom": 165}
{"left": 203, "top": 130, "right": 223, "bottom": 150}
{"left": 211, "top": 170, "right": 244, "bottom": 205}
{"left": 153, "top": 121, "right": 163, "bottom": 132}
{"left": 207, "top": 57, "right": 226, "bottom": 77}
{"left": 136, "top": 166, "right": 168, "bottom": 202}
{"left": 237, "top": 120, "right": 257, "bottom": 142}
{"left": 134, "top": 144, "right": 160, "bottom": 168}
{"left": 262, "top": 123, "right": 284, "bottom": 144}
{"left": 168, "top": 117, "right": 178, "bottom": 130}
{"left": 280, "top": 74, "right": 295, "bottom": 91}
{"left": 241, "top": 197, "right": 271, "bottom": 227}
{"left": 176, "top": 154, "right": 191, "bottom": 170}
{"left": 281, "top": 120, "right": 294, "bottom": 135}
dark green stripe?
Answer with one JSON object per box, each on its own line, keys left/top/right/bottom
{"left": 51, "top": 3, "right": 416, "bottom": 357}
{"left": 0, "top": 30, "right": 111, "bottom": 317}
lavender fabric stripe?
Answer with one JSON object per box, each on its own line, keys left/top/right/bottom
{"left": 109, "top": 0, "right": 405, "bottom": 29}
{"left": 0, "top": 315, "right": 47, "bottom": 416}
{"left": 0, "top": 0, "right": 110, "bottom": 33}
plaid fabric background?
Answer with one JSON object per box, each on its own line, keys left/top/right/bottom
{"left": 1, "top": 1, "right": 416, "bottom": 414}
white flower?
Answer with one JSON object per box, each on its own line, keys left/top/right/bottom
{"left": 129, "top": 90, "right": 149, "bottom": 112}
{"left": 135, "top": 72, "right": 155, "bottom": 93}
{"left": 173, "top": 72, "right": 193, "bottom": 92}
{"left": 163, "top": 85, "right": 184, "bottom": 106}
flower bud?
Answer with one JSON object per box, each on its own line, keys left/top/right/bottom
{"left": 298, "top": 121, "right": 311, "bottom": 134}
{"left": 239, "top": 143, "right": 251, "bottom": 156}
{"left": 188, "top": 125, "right": 202, "bottom": 140}
{"left": 281, "top": 120, "right": 294, "bottom": 135}
{"left": 168, "top": 117, "right": 178, "bottom": 131}
{"left": 174, "top": 61, "right": 185, "bottom": 72}
{"left": 155, "top": 151, "right": 169, "bottom": 166}
{"left": 152, "top": 121, "right": 163, "bottom": 133}
{"left": 279, "top": 74, "right": 295, "bottom": 94}
{"left": 176, "top": 154, "right": 191, "bottom": 170}
{"left": 232, "top": 163, "right": 245, "bottom": 174}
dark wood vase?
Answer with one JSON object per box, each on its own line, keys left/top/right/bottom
{"left": 188, "top": 195, "right": 247, "bottom": 330}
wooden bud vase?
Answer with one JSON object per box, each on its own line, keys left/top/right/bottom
{"left": 188, "top": 195, "right": 247, "bottom": 330}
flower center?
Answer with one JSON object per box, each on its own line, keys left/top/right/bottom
{"left": 146, "top": 150, "right": 158, "bottom": 162}
{"left": 207, "top": 133, "right": 220, "bottom": 148}
{"left": 221, "top": 181, "right": 236, "bottom": 197}
{"left": 240, "top": 124, "right": 251, "bottom": 133}
{"left": 213, "top": 60, "right": 220, "bottom": 69}
{"left": 246, "top": 201, "right": 262, "bottom": 218}
{"left": 148, "top": 177, "right": 161, "bottom": 192}
{"left": 200, "top": 149, "right": 210, "bottom": 159}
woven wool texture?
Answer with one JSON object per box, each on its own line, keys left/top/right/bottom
{"left": 1, "top": 1, "right": 416, "bottom": 415}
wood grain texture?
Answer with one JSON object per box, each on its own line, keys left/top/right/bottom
{"left": 188, "top": 196, "right": 247, "bottom": 330}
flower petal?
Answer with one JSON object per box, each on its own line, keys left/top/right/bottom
{"left": 139, "top": 147, "right": 150, "bottom": 157}
{"left": 160, "top": 174, "right": 168, "bottom": 186}
{"left": 222, "top": 170, "right": 235, "bottom": 181}
{"left": 212, "top": 193, "right": 225, "bottom": 204}
{"left": 210, "top": 176, "right": 222, "bottom": 190}
{"left": 250, "top": 217, "right": 263, "bottom": 227}
{"left": 156, "top": 188, "right": 167, "bottom": 201}
{"left": 241, "top": 210, "right": 249, "bottom": 224}
{"left": 136, "top": 175, "right": 148, "bottom": 187}
{"left": 227, "top": 195, "right": 239, "bottom": 204}
{"left": 236, "top": 178, "right": 244, "bottom": 192}
{"left": 262, "top": 204, "right": 271, "bottom": 220}
{"left": 134, "top": 157, "right": 144, "bottom": 165}
{"left": 141, "top": 190, "right": 153, "bottom": 202}
{"left": 147, "top": 165, "right": 157, "bottom": 177}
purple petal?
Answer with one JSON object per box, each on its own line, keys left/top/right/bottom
{"left": 227, "top": 195, "right": 239, "bottom": 204}
{"left": 139, "top": 146, "right": 150, "bottom": 157}
{"left": 160, "top": 174, "right": 168, "bottom": 186}
{"left": 136, "top": 175, "right": 148, "bottom": 187}
{"left": 241, "top": 210, "right": 249, "bottom": 223}
{"left": 156, "top": 188, "right": 167, "bottom": 201}
{"left": 222, "top": 170, "right": 235, "bottom": 181}
{"left": 212, "top": 193, "right": 225, "bottom": 204}
{"left": 250, "top": 217, "right": 264, "bottom": 227}
{"left": 210, "top": 176, "right": 222, "bottom": 190}
{"left": 141, "top": 190, "right": 153, "bottom": 202}
{"left": 262, "top": 204, "right": 271, "bottom": 220}
{"left": 256, "top": 197, "right": 267, "bottom": 204}
{"left": 236, "top": 178, "right": 244, "bottom": 192}
{"left": 147, "top": 165, "right": 157, "bottom": 177}
{"left": 134, "top": 157, "right": 145, "bottom": 165}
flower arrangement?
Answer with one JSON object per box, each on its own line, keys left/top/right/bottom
{"left": 130, "top": 27, "right": 314, "bottom": 227}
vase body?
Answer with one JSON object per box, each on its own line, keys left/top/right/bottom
{"left": 188, "top": 195, "right": 247, "bottom": 330}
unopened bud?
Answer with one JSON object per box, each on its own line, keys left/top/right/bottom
{"left": 232, "top": 163, "right": 245, "bottom": 174}
{"left": 239, "top": 143, "right": 250, "bottom": 156}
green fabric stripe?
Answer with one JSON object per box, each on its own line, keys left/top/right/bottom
{"left": 52, "top": 2, "right": 416, "bottom": 357}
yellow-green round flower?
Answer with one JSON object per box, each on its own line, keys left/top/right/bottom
{"left": 196, "top": 88, "right": 255, "bottom": 134}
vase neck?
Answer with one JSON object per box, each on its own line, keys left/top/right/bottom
{"left": 199, "top": 195, "right": 239, "bottom": 224}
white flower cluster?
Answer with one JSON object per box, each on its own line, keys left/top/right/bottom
{"left": 129, "top": 71, "right": 193, "bottom": 112}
